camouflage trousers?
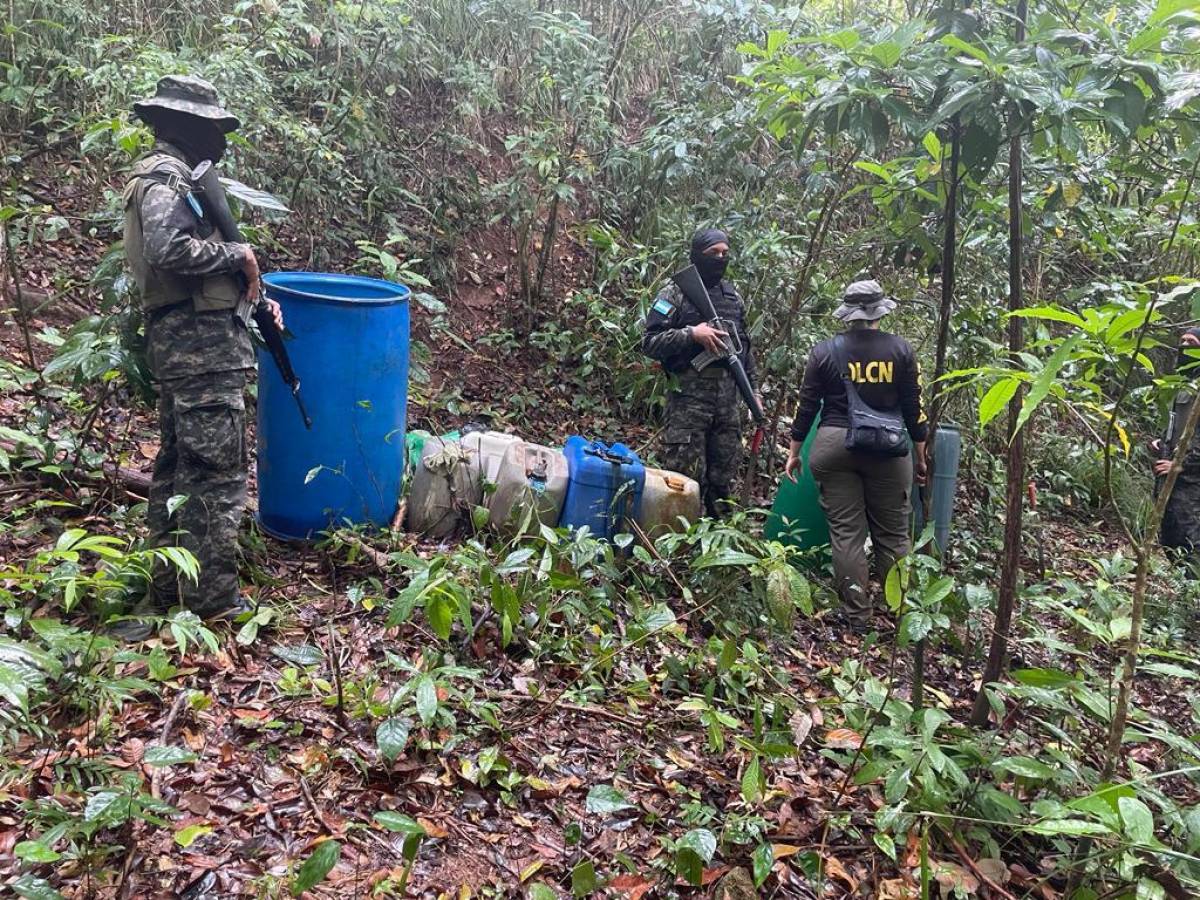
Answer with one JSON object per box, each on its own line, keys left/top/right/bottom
{"left": 147, "top": 370, "right": 248, "bottom": 616}
{"left": 1162, "top": 477, "right": 1200, "bottom": 568}
{"left": 660, "top": 368, "right": 742, "bottom": 517}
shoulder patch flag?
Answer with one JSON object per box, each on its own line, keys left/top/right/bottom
{"left": 652, "top": 297, "right": 675, "bottom": 316}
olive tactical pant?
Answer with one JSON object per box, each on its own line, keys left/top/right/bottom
{"left": 809, "top": 426, "right": 912, "bottom": 624}
{"left": 661, "top": 369, "right": 742, "bottom": 517}
{"left": 147, "top": 370, "right": 248, "bottom": 616}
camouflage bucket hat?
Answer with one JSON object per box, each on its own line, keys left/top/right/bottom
{"left": 833, "top": 279, "right": 897, "bottom": 322}
{"left": 133, "top": 75, "right": 240, "bottom": 132}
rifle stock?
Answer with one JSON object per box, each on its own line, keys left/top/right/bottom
{"left": 190, "top": 161, "right": 312, "bottom": 430}
{"left": 671, "top": 264, "right": 764, "bottom": 423}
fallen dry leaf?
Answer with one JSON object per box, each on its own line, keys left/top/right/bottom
{"left": 880, "top": 877, "right": 916, "bottom": 900}
{"left": 824, "top": 855, "right": 859, "bottom": 892}
{"left": 825, "top": 727, "right": 864, "bottom": 750}
{"left": 789, "top": 709, "right": 813, "bottom": 749}
{"left": 933, "top": 861, "right": 979, "bottom": 896}
{"left": 976, "top": 858, "right": 1009, "bottom": 883}
{"left": 609, "top": 873, "right": 654, "bottom": 900}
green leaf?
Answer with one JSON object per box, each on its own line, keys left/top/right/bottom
{"left": 174, "top": 824, "right": 214, "bottom": 848}
{"left": 220, "top": 176, "right": 290, "bottom": 213}
{"left": 1012, "top": 668, "right": 1077, "bottom": 687}
{"left": 374, "top": 811, "right": 425, "bottom": 835}
{"left": 571, "top": 861, "right": 597, "bottom": 897}
{"left": 978, "top": 378, "right": 1020, "bottom": 428}
{"left": 676, "top": 847, "right": 704, "bottom": 886}
{"left": 940, "top": 33, "right": 991, "bottom": 64}
{"left": 741, "top": 756, "right": 763, "bottom": 805}
{"left": 143, "top": 745, "right": 198, "bottom": 767}
{"left": 922, "top": 131, "right": 942, "bottom": 160}
{"left": 869, "top": 39, "right": 902, "bottom": 67}
{"left": 854, "top": 160, "right": 894, "bottom": 182}
{"left": 692, "top": 548, "right": 760, "bottom": 569}
{"left": 528, "top": 883, "right": 558, "bottom": 900}
{"left": 272, "top": 644, "right": 325, "bottom": 667}
{"left": 997, "top": 756, "right": 1057, "bottom": 780}
{"left": 1014, "top": 333, "right": 1083, "bottom": 435}
{"left": 752, "top": 842, "right": 775, "bottom": 886}
{"left": 427, "top": 594, "right": 453, "bottom": 640}
{"left": 586, "top": 783, "right": 634, "bottom": 815}
{"left": 825, "top": 28, "right": 861, "bottom": 50}
{"left": 1119, "top": 796, "right": 1155, "bottom": 844}
{"left": 291, "top": 839, "right": 341, "bottom": 895}
{"left": 1008, "top": 305, "right": 1087, "bottom": 328}
{"left": 15, "top": 840, "right": 61, "bottom": 863}
{"left": 674, "top": 825, "right": 724, "bottom": 885}
{"left": 11, "top": 875, "right": 64, "bottom": 900}
{"left": 0, "top": 662, "right": 30, "bottom": 711}
{"left": 84, "top": 789, "right": 128, "bottom": 824}
{"left": 1129, "top": 25, "right": 1169, "bottom": 53}
{"left": 415, "top": 675, "right": 438, "bottom": 726}
{"left": 377, "top": 717, "right": 412, "bottom": 763}
{"left": 1027, "top": 818, "right": 1110, "bottom": 837}
{"left": 874, "top": 831, "right": 897, "bottom": 861}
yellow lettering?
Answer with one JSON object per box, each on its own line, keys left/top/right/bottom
{"left": 880, "top": 361, "right": 893, "bottom": 383}
{"left": 847, "top": 361, "right": 859, "bottom": 382}
{"left": 866, "top": 361, "right": 880, "bottom": 383}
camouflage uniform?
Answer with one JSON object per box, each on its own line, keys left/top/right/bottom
{"left": 1161, "top": 391, "right": 1200, "bottom": 564}
{"left": 642, "top": 280, "right": 756, "bottom": 517}
{"left": 124, "top": 77, "right": 254, "bottom": 616}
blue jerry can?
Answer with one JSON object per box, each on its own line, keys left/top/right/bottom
{"left": 560, "top": 436, "right": 646, "bottom": 541}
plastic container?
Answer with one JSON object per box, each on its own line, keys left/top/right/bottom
{"left": 461, "top": 431, "right": 522, "bottom": 492}
{"left": 913, "top": 423, "right": 962, "bottom": 553}
{"left": 256, "top": 272, "right": 409, "bottom": 541}
{"left": 638, "top": 467, "right": 701, "bottom": 538}
{"left": 488, "top": 441, "right": 568, "bottom": 535}
{"left": 560, "top": 436, "right": 646, "bottom": 540}
{"left": 764, "top": 423, "right": 828, "bottom": 550}
{"left": 404, "top": 430, "right": 461, "bottom": 481}
{"left": 407, "top": 436, "right": 475, "bottom": 537}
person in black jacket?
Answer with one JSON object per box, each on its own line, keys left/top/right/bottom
{"left": 1151, "top": 327, "right": 1200, "bottom": 566}
{"left": 642, "top": 228, "right": 757, "bottom": 517}
{"left": 785, "top": 279, "right": 927, "bottom": 630}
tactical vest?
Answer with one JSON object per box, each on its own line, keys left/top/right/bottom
{"left": 123, "top": 153, "right": 241, "bottom": 312}
{"left": 658, "top": 281, "right": 748, "bottom": 375}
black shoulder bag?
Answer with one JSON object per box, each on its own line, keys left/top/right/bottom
{"left": 831, "top": 334, "right": 909, "bottom": 457}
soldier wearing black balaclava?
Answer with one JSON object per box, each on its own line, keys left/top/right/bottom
{"left": 642, "top": 228, "right": 758, "bottom": 517}
{"left": 1153, "top": 327, "right": 1200, "bottom": 565}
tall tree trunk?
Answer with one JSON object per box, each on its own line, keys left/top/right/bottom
{"left": 923, "top": 114, "right": 961, "bottom": 524}
{"left": 970, "top": 0, "right": 1027, "bottom": 729}
{"left": 913, "top": 114, "right": 962, "bottom": 712}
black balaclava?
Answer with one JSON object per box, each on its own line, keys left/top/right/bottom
{"left": 149, "top": 108, "right": 229, "bottom": 166}
{"left": 690, "top": 228, "right": 729, "bottom": 288}
{"left": 1179, "top": 327, "right": 1200, "bottom": 375}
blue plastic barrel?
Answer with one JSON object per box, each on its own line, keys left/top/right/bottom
{"left": 913, "top": 424, "right": 962, "bottom": 553}
{"left": 560, "top": 436, "right": 646, "bottom": 540}
{"left": 257, "top": 272, "right": 410, "bottom": 540}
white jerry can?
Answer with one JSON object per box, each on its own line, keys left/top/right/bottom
{"left": 407, "top": 436, "right": 477, "bottom": 537}
{"left": 489, "top": 441, "right": 569, "bottom": 535}
{"left": 638, "top": 467, "right": 702, "bottom": 538}
{"left": 460, "top": 430, "right": 522, "bottom": 493}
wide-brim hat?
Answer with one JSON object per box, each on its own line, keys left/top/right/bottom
{"left": 133, "top": 75, "right": 240, "bottom": 132}
{"left": 833, "top": 279, "right": 897, "bottom": 322}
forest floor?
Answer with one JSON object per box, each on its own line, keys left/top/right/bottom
{"left": 2, "top": 152, "right": 1199, "bottom": 898}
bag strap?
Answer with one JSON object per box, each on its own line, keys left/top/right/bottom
{"left": 831, "top": 334, "right": 865, "bottom": 407}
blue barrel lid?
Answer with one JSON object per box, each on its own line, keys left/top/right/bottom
{"left": 263, "top": 271, "right": 410, "bottom": 307}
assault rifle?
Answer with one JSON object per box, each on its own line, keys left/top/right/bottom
{"left": 190, "top": 160, "right": 312, "bottom": 430}
{"left": 671, "top": 264, "right": 765, "bottom": 424}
